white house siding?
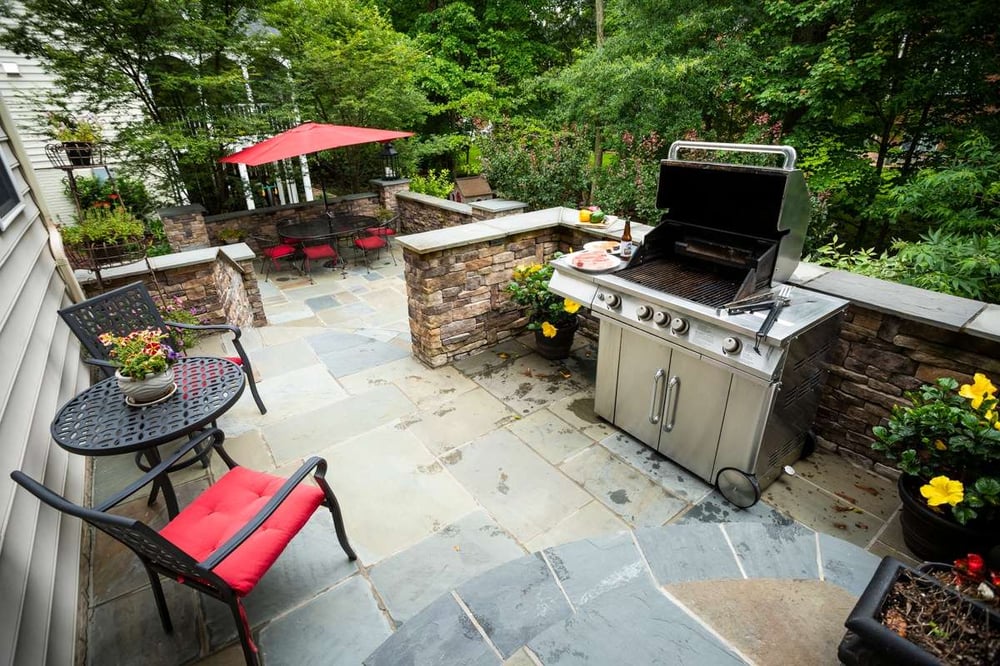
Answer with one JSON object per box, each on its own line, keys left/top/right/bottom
{"left": 0, "top": 89, "right": 88, "bottom": 666}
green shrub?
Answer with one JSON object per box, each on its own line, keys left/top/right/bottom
{"left": 409, "top": 168, "right": 454, "bottom": 198}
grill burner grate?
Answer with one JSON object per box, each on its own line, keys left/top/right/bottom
{"left": 616, "top": 260, "right": 742, "bottom": 308}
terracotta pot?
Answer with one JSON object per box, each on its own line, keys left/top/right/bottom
{"left": 897, "top": 475, "right": 999, "bottom": 562}
{"left": 533, "top": 317, "right": 578, "bottom": 360}
{"left": 62, "top": 141, "right": 93, "bottom": 166}
{"left": 116, "top": 367, "right": 175, "bottom": 405}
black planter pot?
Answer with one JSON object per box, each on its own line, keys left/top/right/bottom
{"left": 897, "top": 476, "right": 999, "bottom": 562}
{"left": 533, "top": 317, "right": 578, "bottom": 360}
{"left": 839, "top": 556, "right": 1000, "bottom": 666}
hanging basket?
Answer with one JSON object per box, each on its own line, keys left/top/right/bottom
{"left": 64, "top": 236, "right": 151, "bottom": 272}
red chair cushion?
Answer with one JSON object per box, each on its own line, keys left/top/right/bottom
{"left": 262, "top": 244, "right": 296, "bottom": 260}
{"left": 302, "top": 244, "right": 338, "bottom": 261}
{"left": 224, "top": 356, "right": 243, "bottom": 366}
{"left": 354, "top": 236, "right": 386, "bottom": 250}
{"left": 366, "top": 227, "right": 395, "bottom": 237}
{"left": 159, "top": 467, "right": 324, "bottom": 596}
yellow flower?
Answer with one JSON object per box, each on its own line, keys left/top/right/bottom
{"left": 959, "top": 373, "right": 997, "bottom": 409}
{"left": 528, "top": 264, "right": 543, "bottom": 273}
{"left": 541, "top": 322, "right": 557, "bottom": 338}
{"left": 934, "top": 439, "right": 947, "bottom": 451}
{"left": 563, "top": 299, "right": 581, "bottom": 314}
{"left": 920, "top": 476, "right": 964, "bottom": 507}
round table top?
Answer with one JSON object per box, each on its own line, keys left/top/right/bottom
{"left": 279, "top": 215, "right": 377, "bottom": 241}
{"left": 50, "top": 357, "right": 246, "bottom": 456}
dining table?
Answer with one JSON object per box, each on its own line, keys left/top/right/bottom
{"left": 50, "top": 356, "right": 246, "bottom": 518}
{"left": 278, "top": 214, "right": 378, "bottom": 274}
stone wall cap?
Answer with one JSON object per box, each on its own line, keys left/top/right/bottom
{"left": 397, "top": 223, "right": 505, "bottom": 253}
{"left": 157, "top": 204, "right": 207, "bottom": 217}
{"left": 793, "top": 263, "right": 989, "bottom": 333}
{"left": 965, "top": 304, "right": 1000, "bottom": 343}
{"left": 370, "top": 178, "right": 411, "bottom": 186}
{"left": 74, "top": 245, "right": 251, "bottom": 284}
{"left": 397, "top": 190, "right": 472, "bottom": 214}
{"left": 470, "top": 199, "right": 526, "bottom": 212}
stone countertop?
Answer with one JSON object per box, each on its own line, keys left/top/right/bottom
{"left": 791, "top": 262, "right": 998, "bottom": 343}
{"left": 395, "top": 207, "right": 653, "bottom": 254}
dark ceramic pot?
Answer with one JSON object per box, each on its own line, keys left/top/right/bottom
{"left": 898, "top": 476, "right": 999, "bottom": 562}
{"left": 533, "top": 317, "right": 578, "bottom": 360}
{"left": 839, "top": 556, "right": 1000, "bottom": 666}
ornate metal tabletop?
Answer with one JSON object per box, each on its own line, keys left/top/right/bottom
{"left": 51, "top": 357, "right": 246, "bottom": 456}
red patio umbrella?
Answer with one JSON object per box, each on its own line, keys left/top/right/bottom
{"left": 219, "top": 122, "right": 414, "bottom": 166}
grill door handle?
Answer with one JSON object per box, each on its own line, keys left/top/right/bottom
{"left": 648, "top": 369, "right": 666, "bottom": 424}
{"left": 662, "top": 376, "right": 680, "bottom": 432}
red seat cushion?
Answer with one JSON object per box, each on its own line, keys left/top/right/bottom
{"left": 224, "top": 356, "right": 243, "bottom": 366}
{"left": 159, "top": 467, "right": 324, "bottom": 596}
{"left": 354, "top": 236, "right": 386, "bottom": 250}
{"left": 302, "top": 244, "right": 338, "bottom": 260}
{"left": 366, "top": 227, "right": 395, "bottom": 237}
{"left": 262, "top": 244, "right": 296, "bottom": 259}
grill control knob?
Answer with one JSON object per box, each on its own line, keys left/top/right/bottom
{"left": 653, "top": 311, "right": 670, "bottom": 326}
{"left": 722, "top": 337, "right": 742, "bottom": 355}
{"left": 604, "top": 293, "right": 621, "bottom": 309}
{"left": 670, "top": 317, "right": 689, "bottom": 334}
{"left": 636, "top": 305, "right": 653, "bottom": 320}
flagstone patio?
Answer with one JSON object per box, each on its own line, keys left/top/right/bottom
{"left": 82, "top": 251, "right": 917, "bottom": 665}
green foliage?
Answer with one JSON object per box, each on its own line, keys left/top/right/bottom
{"left": 872, "top": 376, "right": 1000, "bottom": 525}
{"left": 505, "top": 255, "right": 581, "bottom": 332}
{"left": 408, "top": 169, "right": 454, "bottom": 199}
{"left": 157, "top": 296, "right": 206, "bottom": 351}
{"left": 480, "top": 121, "right": 591, "bottom": 209}
{"left": 69, "top": 174, "right": 159, "bottom": 218}
{"left": 591, "top": 130, "right": 665, "bottom": 225}
{"left": 45, "top": 112, "right": 102, "bottom": 142}
{"left": 61, "top": 202, "right": 146, "bottom": 246}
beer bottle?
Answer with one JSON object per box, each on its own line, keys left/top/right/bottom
{"left": 620, "top": 219, "right": 634, "bottom": 259}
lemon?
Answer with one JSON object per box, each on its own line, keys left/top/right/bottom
{"left": 579, "top": 209, "right": 592, "bottom": 223}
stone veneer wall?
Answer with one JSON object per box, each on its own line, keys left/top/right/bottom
{"left": 201, "top": 194, "right": 379, "bottom": 249}
{"left": 397, "top": 191, "right": 474, "bottom": 234}
{"left": 400, "top": 208, "right": 1000, "bottom": 471}
{"left": 79, "top": 246, "right": 266, "bottom": 329}
{"left": 158, "top": 204, "right": 210, "bottom": 251}
{"left": 789, "top": 267, "right": 1000, "bottom": 471}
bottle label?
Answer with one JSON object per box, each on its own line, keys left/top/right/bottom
{"left": 620, "top": 240, "right": 634, "bottom": 259}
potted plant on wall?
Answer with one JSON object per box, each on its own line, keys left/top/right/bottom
{"left": 61, "top": 196, "right": 149, "bottom": 270}
{"left": 46, "top": 111, "right": 103, "bottom": 166}
{"left": 506, "top": 253, "right": 583, "bottom": 360}
{"left": 872, "top": 373, "right": 1000, "bottom": 562}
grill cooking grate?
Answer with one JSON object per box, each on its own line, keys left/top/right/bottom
{"left": 616, "top": 260, "right": 742, "bottom": 308}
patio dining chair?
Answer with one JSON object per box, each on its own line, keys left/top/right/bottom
{"left": 364, "top": 216, "right": 399, "bottom": 266}
{"left": 58, "top": 281, "right": 267, "bottom": 415}
{"left": 353, "top": 232, "right": 389, "bottom": 272}
{"left": 300, "top": 238, "right": 339, "bottom": 280}
{"left": 10, "top": 428, "right": 357, "bottom": 666}
{"left": 250, "top": 233, "right": 297, "bottom": 281}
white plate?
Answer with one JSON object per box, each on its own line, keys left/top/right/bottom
{"left": 568, "top": 251, "right": 622, "bottom": 272}
{"left": 584, "top": 240, "right": 620, "bottom": 252}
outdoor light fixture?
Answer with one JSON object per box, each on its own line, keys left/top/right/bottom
{"left": 380, "top": 142, "right": 400, "bottom": 179}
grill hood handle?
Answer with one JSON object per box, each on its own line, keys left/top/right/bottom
{"left": 668, "top": 141, "right": 797, "bottom": 170}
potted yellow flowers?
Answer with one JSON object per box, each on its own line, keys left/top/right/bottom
{"left": 872, "top": 373, "right": 1000, "bottom": 561}
{"left": 507, "top": 253, "right": 583, "bottom": 360}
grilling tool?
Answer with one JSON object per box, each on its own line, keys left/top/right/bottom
{"left": 751, "top": 286, "right": 792, "bottom": 354}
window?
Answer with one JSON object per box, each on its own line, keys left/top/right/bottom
{"left": 0, "top": 146, "right": 20, "bottom": 230}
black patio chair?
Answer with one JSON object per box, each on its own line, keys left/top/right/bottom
{"left": 10, "top": 429, "right": 357, "bottom": 666}
{"left": 58, "top": 281, "right": 267, "bottom": 414}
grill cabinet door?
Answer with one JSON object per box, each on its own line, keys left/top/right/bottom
{"left": 613, "top": 329, "right": 673, "bottom": 449}
{"left": 656, "top": 347, "right": 733, "bottom": 482}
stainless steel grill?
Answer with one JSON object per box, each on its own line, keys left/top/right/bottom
{"left": 549, "top": 141, "right": 849, "bottom": 508}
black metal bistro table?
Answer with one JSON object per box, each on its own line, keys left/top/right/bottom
{"left": 50, "top": 357, "right": 246, "bottom": 518}
{"left": 278, "top": 214, "right": 377, "bottom": 243}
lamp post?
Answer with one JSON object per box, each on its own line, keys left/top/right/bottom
{"left": 380, "top": 142, "right": 400, "bottom": 179}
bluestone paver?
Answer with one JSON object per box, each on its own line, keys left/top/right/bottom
{"left": 258, "top": 576, "right": 391, "bottom": 666}
{"left": 818, "top": 533, "right": 881, "bottom": 597}
{"left": 677, "top": 490, "right": 795, "bottom": 527}
{"left": 457, "top": 553, "right": 573, "bottom": 657}
{"left": 543, "top": 532, "right": 647, "bottom": 606}
{"left": 723, "top": 522, "right": 820, "bottom": 579}
{"left": 404, "top": 387, "right": 517, "bottom": 455}
{"left": 636, "top": 523, "right": 744, "bottom": 585}
{"left": 600, "top": 432, "right": 712, "bottom": 503}
{"left": 523, "top": 501, "right": 629, "bottom": 554}
{"left": 89, "top": 585, "right": 202, "bottom": 666}
{"left": 505, "top": 408, "right": 595, "bottom": 464}
{"left": 368, "top": 510, "right": 524, "bottom": 623}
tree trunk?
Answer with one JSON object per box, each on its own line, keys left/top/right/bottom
{"left": 590, "top": 0, "right": 605, "bottom": 204}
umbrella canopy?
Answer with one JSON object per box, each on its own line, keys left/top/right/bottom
{"left": 219, "top": 122, "right": 414, "bottom": 166}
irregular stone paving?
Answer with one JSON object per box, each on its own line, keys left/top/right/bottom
{"left": 82, "top": 257, "right": 912, "bottom": 665}
{"left": 365, "top": 524, "right": 880, "bottom": 665}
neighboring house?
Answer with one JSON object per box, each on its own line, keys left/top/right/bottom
{"left": 0, "top": 88, "right": 88, "bottom": 665}
{"left": 0, "top": 47, "right": 88, "bottom": 224}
